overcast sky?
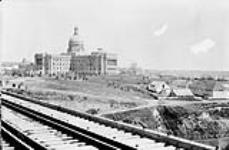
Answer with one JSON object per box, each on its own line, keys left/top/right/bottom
{"left": 1, "top": 0, "right": 229, "bottom": 71}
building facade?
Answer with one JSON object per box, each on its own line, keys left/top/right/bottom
{"left": 35, "top": 53, "right": 71, "bottom": 75}
{"left": 35, "top": 27, "right": 118, "bottom": 76}
{"left": 34, "top": 53, "right": 45, "bottom": 75}
{"left": 211, "top": 83, "right": 229, "bottom": 99}
{"left": 44, "top": 54, "right": 71, "bottom": 75}
{"left": 91, "top": 50, "right": 118, "bottom": 75}
{"left": 70, "top": 50, "right": 118, "bottom": 75}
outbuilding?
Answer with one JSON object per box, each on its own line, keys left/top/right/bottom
{"left": 147, "top": 81, "right": 171, "bottom": 97}
{"left": 170, "top": 88, "right": 194, "bottom": 98}
{"left": 211, "top": 83, "right": 229, "bottom": 99}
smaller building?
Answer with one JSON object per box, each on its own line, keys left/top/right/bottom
{"left": 147, "top": 81, "right": 171, "bottom": 97}
{"left": 0, "top": 79, "right": 6, "bottom": 88}
{"left": 34, "top": 53, "right": 45, "bottom": 75}
{"left": 170, "top": 88, "right": 194, "bottom": 98}
{"left": 212, "top": 91, "right": 229, "bottom": 99}
{"left": 0, "top": 62, "right": 19, "bottom": 71}
{"left": 211, "top": 83, "right": 229, "bottom": 99}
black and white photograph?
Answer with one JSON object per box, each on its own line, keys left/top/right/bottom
{"left": 0, "top": 0, "right": 229, "bottom": 149}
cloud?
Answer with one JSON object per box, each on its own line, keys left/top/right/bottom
{"left": 190, "top": 38, "right": 215, "bottom": 54}
{"left": 153, "top": 24, "right": 168, "bottom": 37}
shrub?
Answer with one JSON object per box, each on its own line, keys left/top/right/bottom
{"left": 86, "top": 108, "right": 99, "bottom": 115}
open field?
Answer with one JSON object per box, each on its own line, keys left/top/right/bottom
{"left": 8, "top": 76, "right": 219, "bottom": 113}
{"left": 9, "top": 77, "right": 152, "bottom": 114}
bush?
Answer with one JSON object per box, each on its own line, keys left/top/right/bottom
{"left": 86, "top": 108, "right": 100, "bottom": 115}
{"left": 68, "top": 95, "right": 75, "bottom": 101}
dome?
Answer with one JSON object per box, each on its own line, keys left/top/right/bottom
{"left": 69, "top": 36, "right": 81, "bottom": 44}
{"left": 67, "top": 27, "right": 85, "bottom": 54}
{"left": 69, "top": 27, "right": 81, "bottom": 44}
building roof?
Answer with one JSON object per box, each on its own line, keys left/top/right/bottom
{"left": 172, "top": 88, "right": 193, "bottom": 96}
{"left": 213, "top": 82, "right": 229, "bottom": 91}
{"left": 51, "top": 53, "right": 71, "bottom": 58}
{"left": 150, "top": 80, "right": 166, "bottom": 84}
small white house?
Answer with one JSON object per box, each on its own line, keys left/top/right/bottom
{"left": 147, "top": 81, "right": 171, "bottom": 97}
{"left": 212, "top": 91, "right": 229, "bottom": 99}
{"left": 211, "top": 83, "right": 229, "bottom": 99}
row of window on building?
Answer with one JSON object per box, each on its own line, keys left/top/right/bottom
{"left": 34, "top": 51, "right": 118, "bottom": 76}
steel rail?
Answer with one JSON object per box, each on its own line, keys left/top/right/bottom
{"left": 2, "top": 99, "right": 135, "bottom": 150}
{"left": 2, "top": 126, "right": 33, "bottom": 150}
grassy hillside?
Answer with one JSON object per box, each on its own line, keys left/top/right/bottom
{"left": 103, "top": 103, "right": 229, "bottom": 146}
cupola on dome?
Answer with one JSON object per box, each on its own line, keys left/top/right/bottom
{"left": 67, "top": 27, "right": 85, "bottom": 54}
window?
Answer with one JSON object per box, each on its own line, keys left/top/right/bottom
{"left": 107, "top": 59, "right": 117, "bottom": 65}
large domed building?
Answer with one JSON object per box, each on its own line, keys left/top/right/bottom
{"left": 67, "top": 27, "right": 84, "bottom": 54}
{"left": 35, "top": 26, "right": 118, "bottom": 76}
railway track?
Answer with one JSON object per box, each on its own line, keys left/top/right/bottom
{"left": 2, "top": 121, "right": 32, "bottom": 150}
{"left": 2, "top": 106, "right": 113, "bottom": 150}
{"left": 2, "top": 139, "right": 16, "bottom": 150}
{"left": 1, "top": 91, "right": 216, "bottom": 150}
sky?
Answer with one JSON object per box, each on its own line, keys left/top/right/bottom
{"left": 1, "top": 0, "right": 229, "bottom": 71}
